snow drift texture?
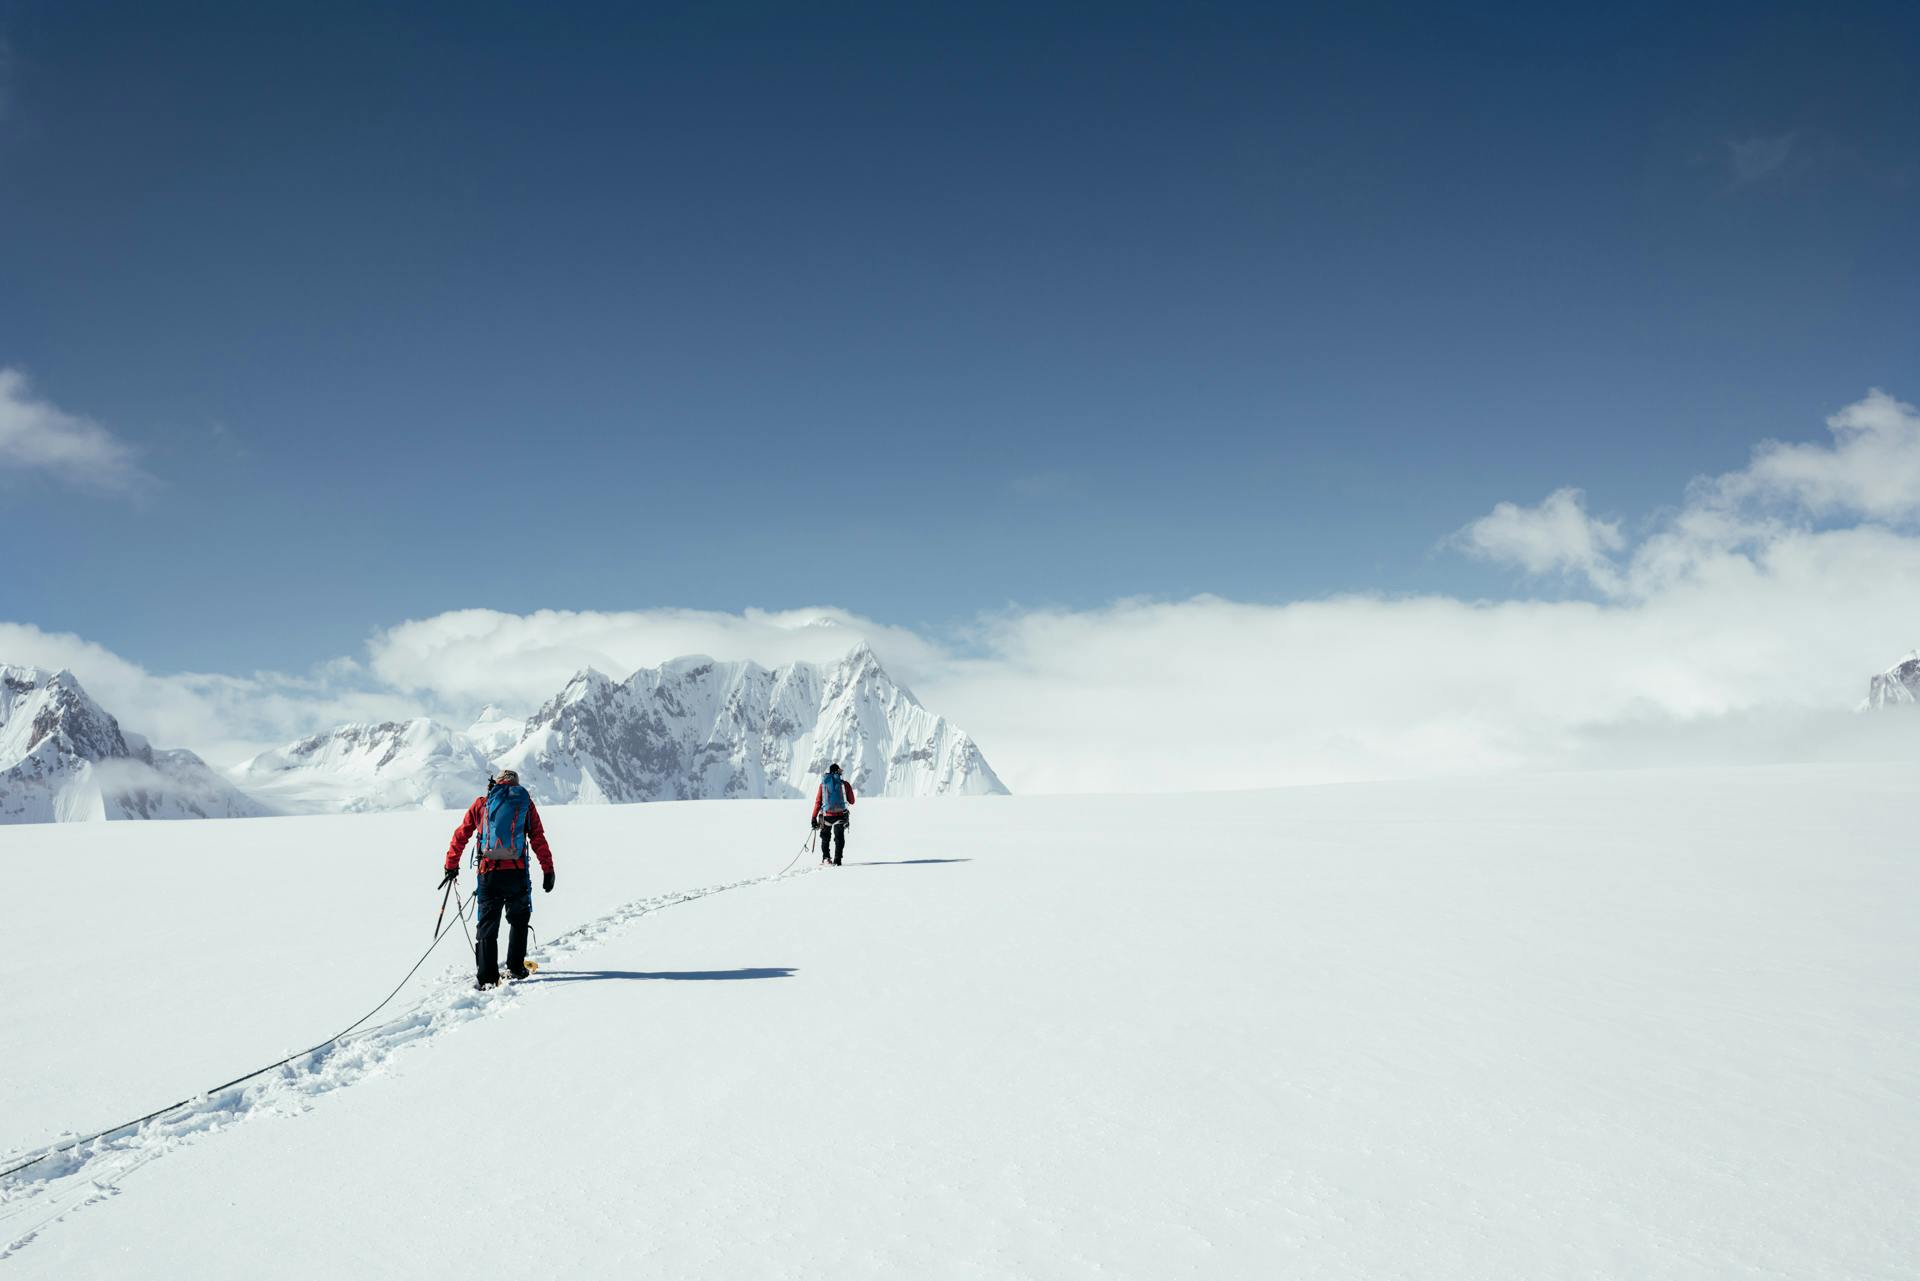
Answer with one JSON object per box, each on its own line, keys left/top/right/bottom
{"left": 0, "top": 666, "right": 266, "bottom": 823}
{"left": 233, "top": 642, "right": 1004, "bottom": 814}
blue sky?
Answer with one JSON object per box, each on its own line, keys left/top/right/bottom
{"left": 2, "top": 0, "right": 1917, "bottom": 685}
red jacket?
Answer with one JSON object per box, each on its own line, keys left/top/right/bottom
{"left": 444, "top": 795, "right": 555, "bottom": 874}
{"left": 811, "top": 779, "right": 856, "bottom": 822}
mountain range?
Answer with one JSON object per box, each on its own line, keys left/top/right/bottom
{"left": 0, "top": 646, "right": 1005, "bottom": 823}
{"left": 236, "top": 644, "right": 1005, "bottom": 812}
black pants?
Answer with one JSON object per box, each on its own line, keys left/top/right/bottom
{"left": 819, "top": 817, "right": 847, "bottom": 865}
{"left": 475, "top": 866, "right": 533, "bottom": 984}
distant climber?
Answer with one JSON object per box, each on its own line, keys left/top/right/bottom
{"left": 811, "top": 763, "right": 856, "bottom": 867}
{"left": 440, "top": 768, "right": 555, "bottom": 988}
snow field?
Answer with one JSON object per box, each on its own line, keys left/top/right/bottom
{"left": 3, "top": 767, "right": 1916, "bottom": 1277}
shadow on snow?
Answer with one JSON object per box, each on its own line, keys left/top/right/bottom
{"left": 528, "top": 967, "right": 795, "bottom": 983}
{"left": 846, "top": 858, "right": 973, "bottom": 866}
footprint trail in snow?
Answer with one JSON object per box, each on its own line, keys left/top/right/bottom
{"left": 0, "top": 864, "right": 814, "bottom": 1257}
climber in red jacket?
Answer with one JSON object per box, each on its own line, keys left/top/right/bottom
{"left": 440, "top": 769, "right": 556, "bottom": 987}
{"left": 810, "top": 763, "right": 855, "bottom": 867}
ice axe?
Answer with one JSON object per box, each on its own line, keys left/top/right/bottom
{"left": 432, "top": 876, "right": 455, "bottom": 941}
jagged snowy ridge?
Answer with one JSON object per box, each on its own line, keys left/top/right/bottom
{"left": 236, "top": 644, "right": 1006, "bottom": 812}
{"left": 500, "top": 643, "right": 1005, "bottom": 805}
{"left": 2, "top": 645, "right": 1006, "bottom": 822}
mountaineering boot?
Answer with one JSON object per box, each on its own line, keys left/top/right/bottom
{"left": 506, "top": 921, "right": 530, "bottom": 980}
{"left": 476, "top": 936, "right": 500, "bottom": 989}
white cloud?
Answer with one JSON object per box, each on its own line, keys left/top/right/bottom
{"left": 1707, "top": 389, "right": 1920, "bottom": 521}
{"left": 365, "top": 606, "right": 947, "bottom": 710}
{"left": 0, "top": 368, "right": 145, "bottom": 491}
{"left": 1457, "top": 390, "right": 1920, "bottom": 600}
{"left": 8, "top": 391, "right": 1920, "bottom": 791}
{"left": 0, "top": 622, "right": 422, "bottom": 766}
{"left": 914, "top": 519, "right": 1920, "bottom": 792}
{"left": 1454, "top": 487, "right": 1626, "bottom": 593}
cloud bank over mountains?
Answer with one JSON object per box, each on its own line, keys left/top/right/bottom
{"left": 363, "top": 607, "right": 949, "bottom": 712}
{"left": 9, "top": 390, "right": 1920, "bottom": 792}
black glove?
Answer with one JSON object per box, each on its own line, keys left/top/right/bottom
{"left": 810, "top": 816, "right": 819, "bottom": 831}
{"left": 438, "top": 867, "right": 457, "bottom": 889}
{"left": 542, "top": 870, "right": 555, "bottom": 893}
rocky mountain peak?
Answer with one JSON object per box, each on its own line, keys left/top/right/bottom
{"left": 1, "top": 663, "right": 267, "bottom": 824}
{"left": 2, "top": 665, "right": 131, "bottom": 763}
{"left": 1866, "top": 653, "right": 1920, "bottom": 708}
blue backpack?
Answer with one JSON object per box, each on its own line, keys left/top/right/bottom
{"left": 820, "top": 772, "right": 848, "bottom": 814}
{"left": 481, "top": 784, "right": 532, "bottom": 857}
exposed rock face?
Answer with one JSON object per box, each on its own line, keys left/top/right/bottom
{"left": 1866, "top": 654, "right": 1920, "bottom": 708}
